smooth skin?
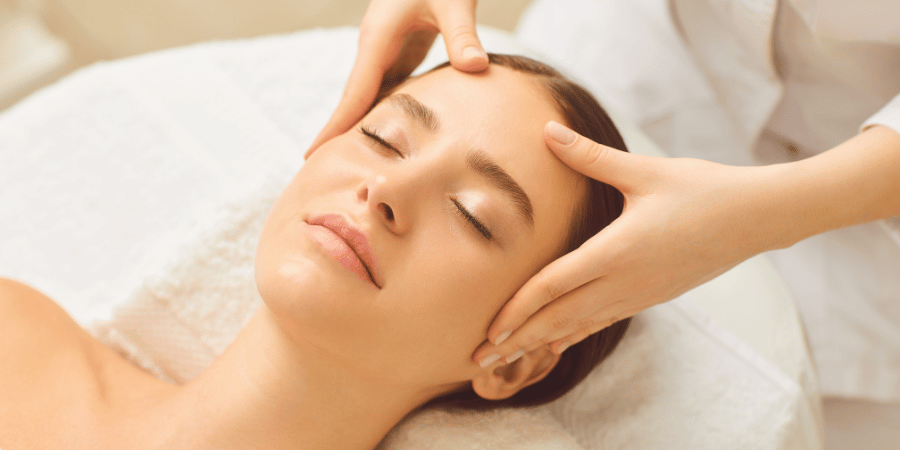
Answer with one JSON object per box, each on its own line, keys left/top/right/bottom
{"left": 310, "top": 0, "right": 900, "bottom": 367}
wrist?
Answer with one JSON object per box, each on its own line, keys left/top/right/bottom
{"left": 736, "top": 163, "right": 805, "bottom": 253}
{"left": 753, "top": 125, "right": 900, "bottom": 250}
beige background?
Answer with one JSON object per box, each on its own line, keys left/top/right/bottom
{"left": 1, "top": 0, "right": 533, "bottom": 111}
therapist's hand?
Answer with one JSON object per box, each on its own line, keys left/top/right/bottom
{"left": 305, "top": 0, "right": 488, "bottom": 156}
{"left": 473, "top": 121, "right": 784, "bottom": 366}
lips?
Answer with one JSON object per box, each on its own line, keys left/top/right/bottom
{"left": 303, "top": 213, "right": 382, "bottom": 288}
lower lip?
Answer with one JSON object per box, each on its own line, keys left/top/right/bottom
{"left": 300, "top": 222, "right": 375, "bottom": 287}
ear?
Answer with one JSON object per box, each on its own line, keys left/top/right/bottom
{"left": 471, "top": 346, "right": 560, "bottom": 401}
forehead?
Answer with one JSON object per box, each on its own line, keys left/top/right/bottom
{"left": 396, "top": 65, "right": 557, "bottom": 134}
{"left": 391, "top": 65, "right": 585, "bottom": 255}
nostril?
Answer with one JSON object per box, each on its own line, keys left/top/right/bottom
{"left": 380, "top": 203, "right": 394, "bottom": 222}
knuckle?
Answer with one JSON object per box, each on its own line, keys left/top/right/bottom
{"left": 566, "top": 331, "right": 586, "bottom": 346}
{"left": 576, "top": 317, "right": 596, "bottom": 332}
{"left": 538, "top": 275, "right": 568, "bottom": 303}
{"left": 550, "top": 311, "right": 574, "bottom": 331}
{"left": 538, "top": 335, "right": 553, "bottom": 346}
{"left": 584, "top": 141, "right": 610, "bottom": 167}
{"left": 443, "top": 23, "right": 477, "bottom": 44}
{"left": 357, "top": 21, "right": 381, "bottom": 43}
{"left": 519, "top": 331, "right": 544, "bottom": 348}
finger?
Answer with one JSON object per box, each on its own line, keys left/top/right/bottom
{"left": 306, "top": 12, "right": 413, "bottom": 157}
{"left": 475, "top": 278, "right": 616, "bottom": 365}
{"left": 474, "top": 298, "right": 638, "bottom": 367}
{"left": 544, "top": 120, "right": 653, "bottom": 192}
{"left": 434, "top": 0, "right": 488, "bottom": 72}
{"left": 485, "top": 232, "right": 617, "bottom": 346}
{"left": 546, "top": 302, "right": 644, "bottom": 354}
{"left": 382, "top": 29, "right": 439, "bottom": 84}
{"left": 510, "top": 278, "right": 619, "bottom": 350}
{"left": 477, "top": 298, "right": 641, "bottom": 367}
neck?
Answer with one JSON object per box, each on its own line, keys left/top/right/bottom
{"left": 135, "top": 306, "right": 430, "bottom": 450}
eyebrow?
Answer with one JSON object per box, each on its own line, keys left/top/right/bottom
{"left": 388, "top": 93, "right": 534, "bottom": 230}
{"left": 388, "top": 93, "right": 439, "bottom": 133}
{"left": 467, "top": 150, "right": 535, "bottom": 230}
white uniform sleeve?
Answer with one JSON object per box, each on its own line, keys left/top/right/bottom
{"left": 861, "top": 92, "right": 900, "bottom": 135}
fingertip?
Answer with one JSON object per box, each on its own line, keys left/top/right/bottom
{"left": 477, "top": 353, "right": 501, "bottom": 368}
{"left": 492, "top": 329, "right": 511, "bottom": 346}
{"left": 472, "top": 341, "right": 497, "bottom": 365}
{"left": 545, "top": 120, "right": 577, "bottom": 147}
{"left": 456, "top": 45, "right": 489, "bottom": 72}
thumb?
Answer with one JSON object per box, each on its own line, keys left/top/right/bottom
{"left": 435, "top": 1, "right": 488, "bottom": 72}
{"left": 545, "top": 121, "right": 647, "bottom": 191}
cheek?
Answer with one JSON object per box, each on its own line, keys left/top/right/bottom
{"left": 294, "top": 153, "right": 363, "bottom": 195}
{"left": 303, "top": 134, "right": 385, "bottom": 183}
{"left": 378, "top": 229, "right": 516, "bottom": 367}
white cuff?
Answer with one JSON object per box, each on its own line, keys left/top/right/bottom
{"left": 861, "top": 92, "right": 900, "bottom": 134}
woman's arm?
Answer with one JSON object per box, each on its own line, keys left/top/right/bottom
{"left": 474, "top": 122, "right": 900, "bottom": 364}
{"left": 766, "top": 125, "right": 900, "bottom": 247}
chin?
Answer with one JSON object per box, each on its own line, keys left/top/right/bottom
{"left": 255, "top": 249, "right": 369, "bottom": 323}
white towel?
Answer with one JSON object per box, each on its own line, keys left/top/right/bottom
{"left": 82, "top": 171, "right": 810, "bottom": 449}
{"left": 0, "top": 27, "right": 820, "bottom": 449}
{"left": 379, "top": 407, "right": 586, "bottom": 450}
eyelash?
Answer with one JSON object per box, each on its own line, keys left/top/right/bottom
{"left": 360, "top": 125, "right": 491, "bottom": 241}
{"left": 359, "top": 125, "right": 403, "bottom": 157}
{"left": 453, "top": 200, "right": 493, "bottom": 241}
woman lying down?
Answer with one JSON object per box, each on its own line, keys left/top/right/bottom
{"left": 0, "top": 54, "right": 631, "bottom": 449}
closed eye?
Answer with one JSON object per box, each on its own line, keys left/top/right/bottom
{"left": 359, "top": 125, "right": 403, "bottom": 157}
{"left": 453, "top": 200, "right": 493, "bottom": 240}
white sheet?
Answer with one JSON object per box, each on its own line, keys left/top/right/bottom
{"left": 0, "top": 26, "right": 822, "bottom": 449}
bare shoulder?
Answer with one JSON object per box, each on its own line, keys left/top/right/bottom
{"left": 0, "top": 276, "right": 97, "bottom": 386}
{"left": 0, "top": 277, "right": 88, "bottom": 351}
{"left": 0, "top": 277, "right": 174, "bottom": 449}
{"left": 0, "top": 278, "right": 100, "bottom": 447}
{"left": 0, "top": 277, "right": 69, "bottom": 316}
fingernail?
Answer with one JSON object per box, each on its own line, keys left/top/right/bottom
{"left": 547, "top": 121, "right": 576, "bottom": 146}
{"left": 479, "top": 354, "right": 500, "bottom": 368}
{"left": 494, "top": 330, "right": 511, "bottom": 345}
{"left": 557, "top": 342, "right": 571, "bottom": 354}
{"left": 462, "top": 45, "right": 487, "bottom": 61}
{"left": 505, "top": 349, "right": 525, "bottom": 364}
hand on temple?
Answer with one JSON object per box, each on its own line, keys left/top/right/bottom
{"left": 306, "top": 0, "right": 487, "bottom": 156}
{"left": 474, "top": 121, "right": 784, "bottom": 366}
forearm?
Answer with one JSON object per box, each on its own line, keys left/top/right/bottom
{"left": 762, "top": 124, "right": 900, "bottom": 250}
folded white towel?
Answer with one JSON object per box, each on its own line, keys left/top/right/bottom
{"left": 84, "top": 169, "right": 814, "bottom": 450}
{"left": 379, "top": 407, "right": 586, "bottom": 450}
{"left": 0, "top": 27, "right": 820, "bottom": 449}
{"left": 88, "top": 175, "right": 280, "bottom": 383}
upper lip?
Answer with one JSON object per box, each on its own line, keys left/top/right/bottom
{"left": 307, "top": 213, "right": 382, "bottom": 288}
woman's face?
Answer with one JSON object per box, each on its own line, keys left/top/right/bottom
{"left": 255, "top": 65, "right": 584, "bottom": 393}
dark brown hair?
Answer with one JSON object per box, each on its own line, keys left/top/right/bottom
{"left": 382, "top": 54, "right": 632, "bottom": 410}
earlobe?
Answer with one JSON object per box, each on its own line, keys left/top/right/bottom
{"left": 471, "top": 347, "right": 560, "bottom": 400}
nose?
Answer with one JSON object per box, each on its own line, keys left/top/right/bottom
{"left": 356, "top": 173, "right": 411, "bottom": 234}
